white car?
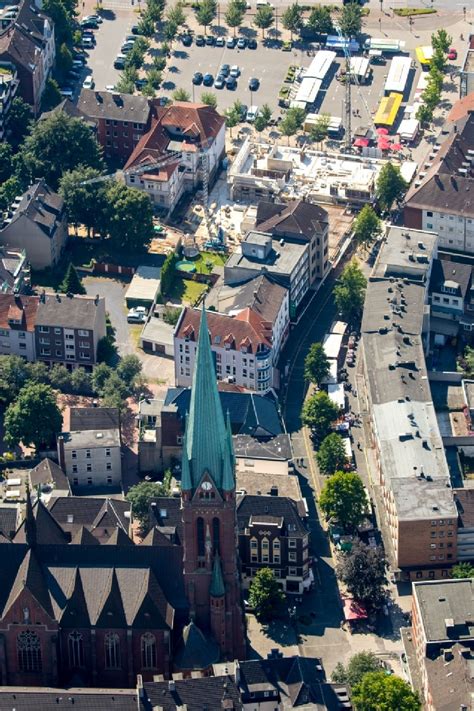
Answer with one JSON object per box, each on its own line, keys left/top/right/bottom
{"left": 105, "top": 84, "right": 115, "bottom": 92}
{"left": 246, "top": 105, "right": 259, "bottom": 122}
{"left": 127, "top": 306, "right": 148, "bottom": 324}
{"left": 230, "top": 65, "right": 240, "bottom": 78}
{"left": 82, "top": 75, "right": 94, "bottom": 89}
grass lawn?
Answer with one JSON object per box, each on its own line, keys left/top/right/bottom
{"left": 191, "top": 252, "right": 227, "bottom": 275}
{"left": 168, "top": 278, "right": 208, "bottom": 306}
{"left": 394, "top": 7, "right": 436, "bottom": 15}
{"left": 129, "top": 324, "right": 143, "bottom": 349}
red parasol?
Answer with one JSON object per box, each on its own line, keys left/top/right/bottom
{"left": 353, "top": 138, "right": 370, "bottom": 147}
{"left": 376, "top": 127, "right": 389, "bottom": 135}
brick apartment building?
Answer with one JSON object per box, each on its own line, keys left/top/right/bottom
{"left": 0, "top": 294, "right": 38, "bottom": 360}
{"left": 35, "top": 292, "right": 106, "bottom": 370}
{"left": 361, "top": 225, "right": 459, "bottom": 581}
{"left": 78, "top": 89, "right": 151, "bottom": 164}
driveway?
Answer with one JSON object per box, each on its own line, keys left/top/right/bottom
{"left": 83, "top": 276, "right": 175, "bottom": 384}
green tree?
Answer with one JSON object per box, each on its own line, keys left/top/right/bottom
{"left": 332, "top": 652, "right": 384, "bottom": 687}
{"left": 254, "top": 115, "right": 267, "bottom": 133}
{"left": 416, "top": 103, "right": 433, "bottom": 126}
{"left": 5, "top": 97, "right": 32, "bottom": 148}
{"left": 59, "top": 262, "right": 86, "bottom": 294}
{"left": 301, "top": 391, "right": 339, "bottom": 439}
{"left": 353, "top": 671, "right": 421, "bottom": 711}
{"left": 40, "top": 78, "right": 62, "bottom": 112}
{"left": 167, "top": 1, "right": 186, "bottom": 26}
{"left": 254, "top": 4, "right": 274, "bottom": 37}
{"left": 225, "top": 0, "right": 244, "bottom": 35}
{"left": 307, "top": 5, "right": 333, "bottom": 36}
{"left": 451, "top": 562, "right": 474, "bottom": 579}
{"left": 4, "top": 383, "right": 62, "bottom": 451}
{"left": 336, "top": 541, "right": 388, "bottom": 609}
{"left": 116, "top": 354, "right": 143, "bottom": 388}
{"left": 116, "top": 72, "right": 136, "bottom": 95}
{"left": 0, "top": 355, "right": 31, "bottom": 405}
{"left": 163, "top": 20, "right": 178, "bottom": 43}
{"left": 101, "top": 371, "right": 129, "bottom": 411}
{"left": 92, "top": 362, "right": 113, "bottom": 393}
{"left": 26, "top": 361, "right": 50, "bottom": 385}
{"left": 138, "top": 14, "right": 156, "bottom": 36}
{"left": 105, "top": 182, "right": 153, "bottom": 252}
{"left": 43, "top": 0, "right": 73, "bottom": 46}
{"left": 339, "top": 2, "right": 362, "bottom": 37}
{"left": 279, "top": 113, "right": 298, "bottom": 145}
{"left": 319, "top": 470, "right": 366, "bottom": 528}
{"left": 126, "top": 479, "right": 171, "bottom": 529}
{"left": 49, "top": 363, "right": 72, "bottom": 392}
{"left": 160, "top": 251, "right": 178, "bottom": 296}
{"left": 333, "top": 260, "right": 367, "bottom": 322}
{"left": 304, "top": 342, "right": 330, "bottom": 385}
{"left": 152, "top": 55, "right": 167, "bottom": 71}
{"left": 195, "top": 0, "right": 217, "bottom": 33}
{"left": 56, "top": 42, "right": 73, "bottom": 84}
{"left": 316, "top": 433, "right": 348, "bottom": 475}
{"left": 172, "top": 88, "right": 191, "bottom": 102}
{"left": 146, "top": 68, "right": 162, "bottom": 90}
{"left": 0, "top": 177, "right": 22, "bottom": 212}
{"left": 282, "top": 3, "right": 302, "bottom": 40}
{"left": 309, "top": 113, "right": 330, "bottom": 145}
{"left": 248, "top": 567, "right": 284, "bottom": 621}
{"left": 431, "top": 28, "right": 451, "bottom": 55}
{"left": 201, "top": 91, "right": 217, "bottom": 109}
{"left": 23, "top": 112, "right": 103, "bottom": 189}
{"left": 0, "top": 143, "right": 13, "bottom": 183}
{"left": 225, "top": 105, "right": 241, "bottom": 137}
{"left": 70, "top": 367, "right": 93, "bottom": 395}
{"left": 125, "top": 37, "right": 150, "bottom": 70}
{"left": 287, "top": 105, "right": 305, "bottom": 129}
{"left": 260, "top": 103, "right": 272, "bottom": 127}
{"left": 376, "top": 162, "right": 407, "bottom": 212}
{"left": 59, "top": 167, "right": 110, "bottom": 237}
{"left": 353, "top": 205, "right": 382, "bottom": 247}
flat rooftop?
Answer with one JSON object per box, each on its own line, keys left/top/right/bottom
{"left": 62, "top": 429, "right": 120, "bottom": 449}
{"left": 374, "top": 226, "right": 438, "bottom": 281}
{"left": 140, "top": 318, "right": 174, "bottom": 348}
{"left": 236, "top": 470, "right": 303, "bottom": 502}
{"left": 390, "top": 477, "right": 457, "bottom": 520}
{"left": 413, "top": 579, "right": 474, "bottom": 642}
{"left": 226, "top": 236, "right": 307, "bottom": 276}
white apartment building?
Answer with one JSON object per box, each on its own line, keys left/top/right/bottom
{"left": 58, "top": 429, "right": 122, "bottom": 488}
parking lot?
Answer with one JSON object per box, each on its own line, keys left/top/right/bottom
{"left": 80, "top": 10, "right": 135, "bottom": 92}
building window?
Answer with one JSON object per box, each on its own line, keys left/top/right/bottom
{"left": 289, "top": 552, "right": 297, "bottom": 562}
{"left": 72, "top": 464, "right": 78, "bottom": 474}
{"left": 106, "top": 462, "right": 112, "bottom": 471}
{"left": 78, "top": 330, "right": 89, "bottom": 337}
{"left": 213, "top": 517, "right": 220, "bottom": 554}
{"left": 68, "top": 631, "right": 84, "bottom": 668}
{"left": 86, "top": 449, "right": 91, "bottom": 458}
{"left": 141, "top": 632, "right": 157, "bottom": 669}
{"left": 107, "top": 476, "right": 112, "bottom": 485}
{"left": 73, "top": 477, "right": 78, "bottom": 486}
{"left": 197, "top": 517, "right": 205, "bottom": 557}
{"left": 289, "top": 567, "right": 297, "bottom": 576}
{"left": 17, "top": 631, "right": 42, "bottom": 672}
{"left": 288, "top": 538, "right": 297, "bottom": 548}
{"left": 87, "top": 477, "right": 92, "bottom": 486}
{"left": 104, "top": 632, "right": 121, "bottom": 669}
{"left": 38, "top": 326, "right": 49, "bottom": 333}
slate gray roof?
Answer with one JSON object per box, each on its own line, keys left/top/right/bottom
{"left": 423, "top": 643, "right": 474, "bottom": 711}
{"left": 48, "top": 496, "right": 130, "bottom": 534}
{"left": 69, "top": 407, "right": 120, "bottom": 432}
{"left": 174, "top": 622, "right": 219, "bottom": 671}
{"left": 233, "top": 433, "right": 292, "bottom": 461}
{"left": 61, "top": 428, "right": 120, "bottom": 449}
{"left": 8, "top": 180, "right": 64, "bottom": 237}
{"left": 164, "top": 388, "right": 283, "bottom": 438}
{"left": 0, "top": 504, "right": 18, "bottom": 539}
{"left": 0, "top": 689, "right": 137, "bottom": 710}
{"left": 429, "top": 258, "right": 472, "bottom": 298}
{"left": 255, "top": 199, "right": 328, "bottom": 241}
{"left": 40, "top": 97, "right": 89, "bottom": 122}
{"left": 144, "top": 675, "right": 243, "bottom": 711}
{"left": 218, "top": 274, "right": 288, "bottom": 325}
{"left": 36, "top": 292, "right": 104, "bottom": 329}
{"left": 29, "top": 458, "right": 70, "bottom": 492}
{"left": 78, "top": 89, "right": 151, "bottom": 125}
{"left": 237, "top": 495, "right": 307, "bottom": 537}
{"left": 405, "top": 112, "right": 474, "bottom": 217}
{"left": 14, "top": 499, "right": 69, "bottom": 545}
{"left": 413, "top": 579, "right": 474, "bottom": 643}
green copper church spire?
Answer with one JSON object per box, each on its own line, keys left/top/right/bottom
{"left": 210, "top": 553, "right": 225, "bottom": 597}
{"left": 182, "top": 304, "right": 234, "bottom": 492}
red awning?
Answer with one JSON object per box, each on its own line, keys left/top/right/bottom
{"left": 391, "top": 143, "right": 403, "bottom": 151}
{"left": 376, "top": 127, "right": 389, "bottom": 135}
{"left": 353, "top": 138, "right": 370, "bottom": 147}
{"left": 378, "top": 140, "right": 391, "bottom": 150}
{"left": 343, "top": 596, "right": 368, "bottom": 621}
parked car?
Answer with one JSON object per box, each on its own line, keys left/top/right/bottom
{"left": 237, "top": 37, "right": 247, "bottom": 49}
{"left": 216, "top": 36, "right": 225, "bottom": 47}
{"left": 181, "top": 33, "right": 192, "bottom": 46}
{"left": 80, "top": 18, "right": 98, "bottom": 29}
{"left": 85, "top": 13, "right": 102, "bottom": 23}
{"left": 203, "top": 73, "right": 214, "bottom": 86}
{"left": 81, "top": 37, "right": 94, "bottom": 49}
{"left": 226, "top": 36, "right": 236, "bottom": 48}
{"left": 60, "top": 88, "right": 74, "bottom": 98}
{"left": 214, "top": 74, "right": 225, "bottom": 89}
{"left": 230, "top": 65, "right": 240, "bottom": 77}
{"left": 192, "top": 71, "right": 203, "bottom": 85}
{"left": 247, "top": 38, "right": 257, "bottom": 49}
{"left": 195, "top": 34, "right": 205, "bottom": 46}
{"left": 135, "top": 78, "right": 147, "bottom": 89}
{"left": 226, "top": 76, "right": 237, "bottom": 89}
{"left": 83, "top": 75, "right": 95, "bottom": 89}
{"left": 131, "top": 24, "right": 140, "bottom": 34}
{"left": 127, "top": 307, "right": 147, "bottom": 324}
{"left": 219, "top": 63, "right": 230, "bottom": 76}
{"left": 248, "top": 77, "right": 259, "bottom": 91}
{"left": 448, "top": 47, "right": 458, "bottom": 60}
{"left": 246, "top": 105, "right": 259, "bottom": 121}
{"left": 124, "top": 34, "right": 137, "bottom": 42}
{"left": 282, "top": 40, "right": 291, "bottom": 51}
{"left": 114, "top": 54, "right": 126, "bottom": 69}
{"left": 206, "top": 34, "right": 215, "bottom": 45}
{"left": 72, "top": 59, "right": 85, "bottom": 69}
{"left": 239, "top": 103, "right": 248, "bottom": 121}
{"left": 121, "top": 41, "right": 135, "bottom": 53}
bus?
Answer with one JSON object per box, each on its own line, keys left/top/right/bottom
{"left": 384, "top": 56, "right": 412, "bottom": 95}
{"left": 364, "top": 38, "right": 406, "bottom": 53}
{"left": 325, "top": 35, "right": 360, "bottom": 53}
{"left": 415, "top": 45, "right": 433, "bottom": 68}
{"left": 374, "top": 93, "right": 403, "bottom": 128}
{"left": 304, "top": 113, "right": 343, "bottom": 137}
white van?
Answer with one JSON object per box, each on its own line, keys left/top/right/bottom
{"left": 246, "top": 105, "right": 259, "bottom": 122}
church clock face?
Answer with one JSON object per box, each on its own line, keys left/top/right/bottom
{"left": 201, "top": 481, "right": 212, "bottom": 491}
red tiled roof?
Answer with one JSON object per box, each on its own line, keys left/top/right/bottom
{"left": 176, "top": 307, "right": 272, "bottom": 354}
{"left": 448, "top": 96, "right": 474, "bottom": 123}
{"left": 0, "top": 294, "right": 39, "bottom": 332}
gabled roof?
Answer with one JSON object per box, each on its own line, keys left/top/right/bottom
{"left": 255, "top": 199, "right": 328, "bottom": 241}
{"left": 144, "top": 676, "right": 243, "bottom": 711}
{"left": 78, "top": 89, "right": 150, "bottom": 125}
{"left": 5, "top": 180, "right": 64, "bottom": 237}
{"left": 35, "top": 292, "right": 104, "bottom": 329}
{"left": 70, "top": 526, "right": 100, "bottom": 545}
{"left": 176, "top": 306, "right": 272, "bottom": 353}
{"left": 105, "top": 527, "right": 134, "bottom": 545}
{"left": 14, "top": 499, "right": 69, "bottom": 545}
{"left": 69, "top": 407, "right": 120, "bottom": 432}
{"left": 429, "top": 258, "right": 472, "bottom": 298}
{"left": 0, "top": 504, "right": 19, "bottom": 539}
{"left": 174, "top": 621, "right": 220, "bottom": 671}
{"left": 29, "top": 458, "right": 70, "bottom": 492}
{"left": 140, "top": 526, "right": 174, "bottom": 546}
{"left": 48, "top": 497, "right": 130, "bottom": 534}
{"left": 0, "top": 294, "right": 39, "bottom": 333}
{"left": 237, "top": 495, "right": 307, "bottom": 537}
{"left": 218, "top": 274, "right": 288, "bottom": 325}
{"left": 0, "top": 689, "right": 137, "bottom": 709}
{"left": 3, "top": 548, "right": 55, "bottom": 619}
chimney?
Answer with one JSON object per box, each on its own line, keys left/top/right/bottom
{"left": 95, "top": 294, "right": 100, "bottom": 305}
{"left": 234, "top": 660, "right": 240, "bottom": 685}
{"left": 57, "top": 435, "right": 66, "bottom": 471}
{"left": 168, "top": 680, "right": 175, "bottom": 692}
{"left": 270, "top": 485, "right": 278, "bottom": 496}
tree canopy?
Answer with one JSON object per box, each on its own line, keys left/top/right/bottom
{"left": 332, "top": 652, "right": 384, "bottom": 687}
{"left": 4, "top": 383, "right": 62, "bottom": 451}
{"left": 301, "top": 391, "right": 339, "bottom": 439}
{"left": 304, "top": 342, "right": 330, "bottom": 386}
{"left": 5, "top": 97, "right": 32, "bottom": 149}
{"left": 376, "top": 162, "right": 407, "bottom": 212}
{"left": 106, "top": 182, "right": 154, "bottom": 252}
{"left": 281, "top": 3, "right": 302, "bottom": 40}
{"left": 23, "top": 112, "right": 104, "bottom": 189}
{"left": 59, "top": 168, "right": 110, "bottom": 237}
{"left": 353, "top": 205, "right": 382, "bottom": 247}
{"left": 126, "top": 478, "right": 171, "bottom": 529}
{"left": 336, "top": 541, "right": 388, "bottom": 610}
{"left": 59, "top": 263, "right": 86, "bottom": 295}
{"left": 431, "top": 28, "right": 451, "bottom": 55}
{"left": 248, "top": 567, "right": 284, "bottom": 621}
{"left": 319, "top": 470, "right": 366, "bottom": 529}
{"left": 254, "top": 5, "right": 274, "bottom": 37}
{"left": 225, "top": 0, "right": 245, "bottom": 35}
{"left": 333, "top": 260, "right": 367, "bottom": 323}
{"left": 352, "top": 671, "right": 421, "bottom": 711}
{"left": 316, "top": 433, "right": 348, "bottom": 475}
{"left": 195, "top": 0, "right": 217, "bottom": 32}
{"left": 306, "top": 5, "right": 333, "bottom": 36}
{"left": 339, "top": 2, "right": 362, "bottom": 37}
{"left": 451, "top": 562, "right": 474, "bottom": 579}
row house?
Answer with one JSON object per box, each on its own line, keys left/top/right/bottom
{"left": 174, "top": 306, "right": 278, "bottom": 393}
{"left": 124, "top": 101, "right": 226, "bottom": 214}
{"left": 429, "top": 257, "right": 474, "bottom": 341}
{"left": 0, "top": 0, "right": 55, "bottom": 115}
{"left": 0, "top": 292, "right": 106, "bottom": 369}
